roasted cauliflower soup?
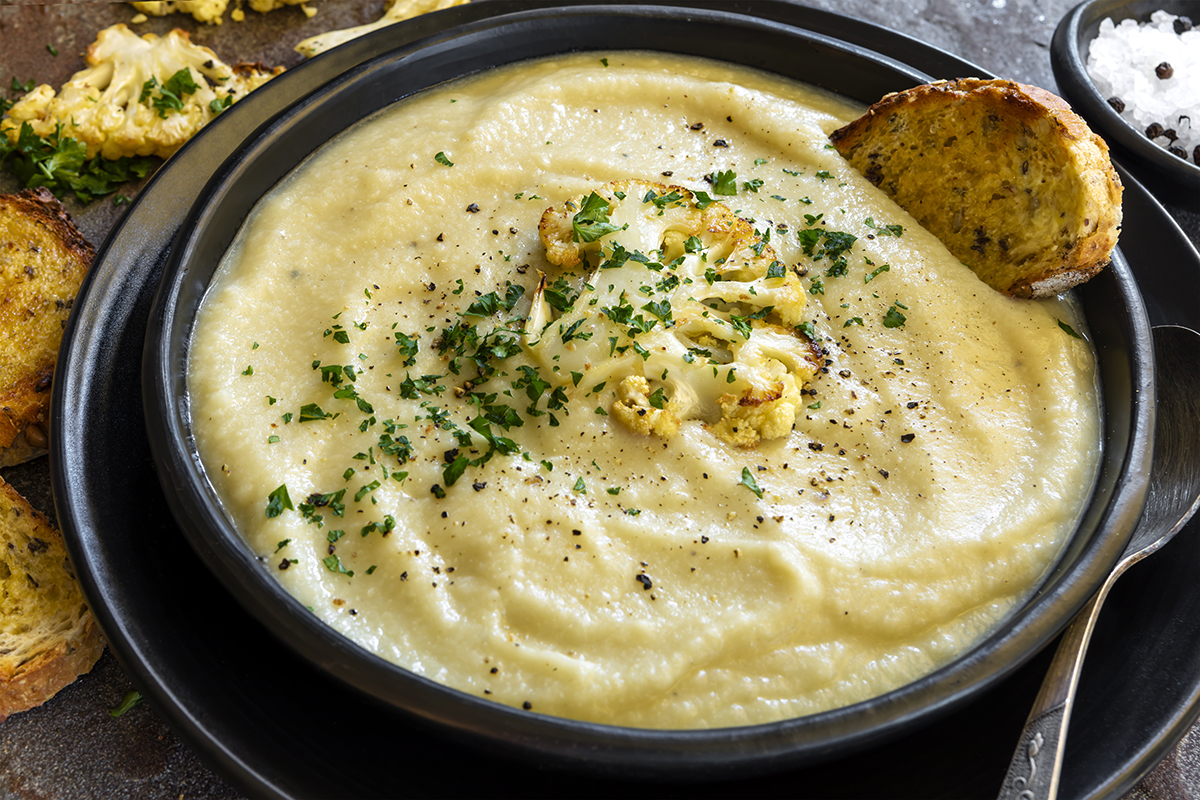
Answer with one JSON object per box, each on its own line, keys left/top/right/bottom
{"left": 188, "top": 53, "right": 1100, "bottom": 728}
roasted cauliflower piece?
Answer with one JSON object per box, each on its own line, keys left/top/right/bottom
{"left": 612, "top": 375, "right": 682, "bottom": 438}
{"left": 294, "top": 0, "right": 470, "bottom": 58}
{"left": 131, "top": 0, "right": 313, "bottom": 24}
{"left": 1, "top": 25, "right": 284, "bottom": 161}
{"left": 531, "top": 180, "right": 821, "bottom": 447}
{"left": 129, "top": 1, "right": 230, "bottom": 24}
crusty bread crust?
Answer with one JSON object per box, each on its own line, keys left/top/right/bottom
{"left": 830, "top": 79, "right": 1122, "bottom": 298}
{"left": 0, "top": 188, "right": 94, "bottom": 464}
{"left": 0, "top": 477, "right": 104, "bottom": 720}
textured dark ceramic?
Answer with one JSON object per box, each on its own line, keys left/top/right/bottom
{"left": 1052, "top": 0, "right": 1200, "bottom": 191}
{"left": 55, "top": 3, "right": 1200, "bottom": 797}
{"left": 142, "top": 1, "right": 1153, "bottom": 779}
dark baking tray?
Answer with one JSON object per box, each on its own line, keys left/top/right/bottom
{"left": 50, "top": 1, "right": 1200, "bottom": 797}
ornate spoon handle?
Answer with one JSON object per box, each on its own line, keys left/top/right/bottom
{"left": 997, "top": 587, "right": 1108, "bottom": 800}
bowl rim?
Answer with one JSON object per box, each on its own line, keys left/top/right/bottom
{"left": 140, "top": 1, "right": 1155, "bottom": 776}
{"left": 1051, "top": 0, "right": 1200, "bottom": 190}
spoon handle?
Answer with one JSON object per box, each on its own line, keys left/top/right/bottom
{"left": 997, "top": 586, "right": 1110, "bottom": 800}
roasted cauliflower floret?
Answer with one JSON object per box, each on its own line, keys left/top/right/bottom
{"left": 530, "top": 180, "right": 820, "bottom": 447}
{"left": 131, "top": 0, "right": 314, "bottom": 24}
{"left": 130, "top": 1, "right": 229, "bottom": 24}
{"left": 611, "top": 375, "right": 682, "bottom": 438}
{"left": 294, "top": 0, "right": 469, "bottom": 58}
{"left": 1, "top": 25, "right": 284, "bottom": 161}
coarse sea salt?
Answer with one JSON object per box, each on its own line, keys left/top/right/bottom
{"left": 1087, "top": 10, "right": 1199, "bottom": 166}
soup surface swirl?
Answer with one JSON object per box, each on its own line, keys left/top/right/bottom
{"left": 189, "top": 52, "right": 1100, "bottom": 728}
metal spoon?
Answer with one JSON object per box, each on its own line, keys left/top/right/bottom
{"left": 998, "top": 324, "right": 1200, "bottom": 800}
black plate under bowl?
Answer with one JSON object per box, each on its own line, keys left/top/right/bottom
{"left": 1052, "top": 0, "right": 1200, "bottom": 192}
{"left": 54, "top": 1, "right": 1200, "bottom": 797}
{"left": 140, "top": 1, "right": 1152, "bottom": 780}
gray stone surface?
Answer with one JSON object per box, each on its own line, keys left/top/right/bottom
{"left": 0, "top": 1, "right": 1195, "bottom": 798}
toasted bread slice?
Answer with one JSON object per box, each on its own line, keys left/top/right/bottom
{"left": 0, "top": 189, "right": 95, "bottom": 467}
{"left": 0, "top": 476, "right": 103, "bottom": 720}
{"left": 829, "top": 79, "right": 1122, "bottom": 298}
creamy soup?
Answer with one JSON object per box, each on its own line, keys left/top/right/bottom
{"left": 189, "top": 52, "right": 1100, "bottom": 729}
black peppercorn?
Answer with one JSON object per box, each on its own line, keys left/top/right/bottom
{"left": 1106, "top": 96, "right": 1126, "bottom": 113}
{"left": 1155, "top": 62, "right": 1174, "bottom": 80}
{"left": 1194, "top": 145, "right": 1200, "bottom": 166}
{"left": 1164, "top": 128, "right": 1178, "bottom": 141}
{"left": 1168, "top": 145, "right": 1188, "bottom": 160}
{"left": 1174, "top": 16, "right": 1193, "bottom": 34}
{"left": 1146, "top": 122, "right": 1165, "bottom": 139}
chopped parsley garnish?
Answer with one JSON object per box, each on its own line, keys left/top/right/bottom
{"left": 572, "top": 191, "right": 625, "bottom": 243}
{"left": 299, "top": 403, "right": 338, "bottom": 422}
{"left": 1058, "top": 320, "right": 1083, "bottom": 339}
{"left": 266, "top": 484, "right": 293, "bottom": 518}
{"left": 322, "top": 554, "right": 354, "bottom": 577}
{"left": 394, "top": 332, "right": 419, "bottom": 366}
{"left": 434, "top": 151, "right": 454, "bottom": 166}
{"left": 883, "top": 305, "right": 907, "bottom": 328}
{"left": 742, "top": 178, "right": 764, "bottom": 193}
{"left": 0, "top": 121, "right": 156, "bottom": 203}
{"left": 740, "top": 467, "right": 764, "bottom": 499}
{"left": 143, "top": 68, "right": 200, "bottom": 118}
{"left": 864, "top": 263, "right": 891, "bottom": 283}
{"left": 464, "top": 283, "right": 525, "bottom": 317}
{"left": 109, "top": 691, "right": 143, "bottom": 718}
{"left": 865, "top": 217, "right": 904, "bottom": 237}
{"left": 709, "top": 169, "right": 737, "bottom": 196}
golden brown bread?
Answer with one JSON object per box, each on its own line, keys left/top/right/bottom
{"left": 0, "top": 476, "right": 104, "bottom": 720}
{"left": 829, "top": 79, "right": 1123, "bottom": 298}
{"left": 0, "top": 189, "right": 95, "bottom": 467}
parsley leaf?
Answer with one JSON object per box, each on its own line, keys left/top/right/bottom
{"left": 266, "top": 484, "right": 293, "bottom": 518}
{"left": 0, "top": 122, "right": 155, "bottom": 203}
{"left": 572, "top": 191, "right": 625, "bottom": 243}
{"left": 1057, "top": 320, "right": 1083, "bottom": 339}
{"left": 882, "top": 305, "right": 907, "bottom": 328}
{"left": 710, "top": 169, "right": 737, "bottom": 196}
{"left": 740, "top": 467, "right": 764, "bottom": 499}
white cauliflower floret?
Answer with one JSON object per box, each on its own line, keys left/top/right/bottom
{"left": 244, "top": 0, "right": 315, "bottom": 16}
{"left": 1, "top": 24, "right": 284, "bottom": 161}
{"left": 130, "top": 1, "right": 229, "bottom": 25}
{"left": 294, "top": 0, "right": 469, "bottom": 58}
{"left": 531, "top": 180, "right": 820, "bottom": 448}
{"left": 130, "top": 0, "right": 315, "bottom": 24}
{"left": 611, "top": 375, "right": 682, "bottom": 438}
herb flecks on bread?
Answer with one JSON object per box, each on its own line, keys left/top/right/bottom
{"left": 830, "top": 79, "right": 1123, "bottom": 299}
{"left": 0, "top": 477, "right": 104, "bottom": 720}
{"left": 0, "top": 188, "right": 95, "bottom": 467}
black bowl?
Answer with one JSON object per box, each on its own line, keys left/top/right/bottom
{"left": 1052, "top": 0, "right": 1200, "bottom": 192}
{"left": 142, "top": 3, "right": 1155, "bottom": 778}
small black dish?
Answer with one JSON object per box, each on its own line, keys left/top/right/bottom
{"left": 139, "top": 2, "right": 1156, "bottom": 780}
{"left": 1052, "top": 0, "right": 1200, "bottom": 193}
